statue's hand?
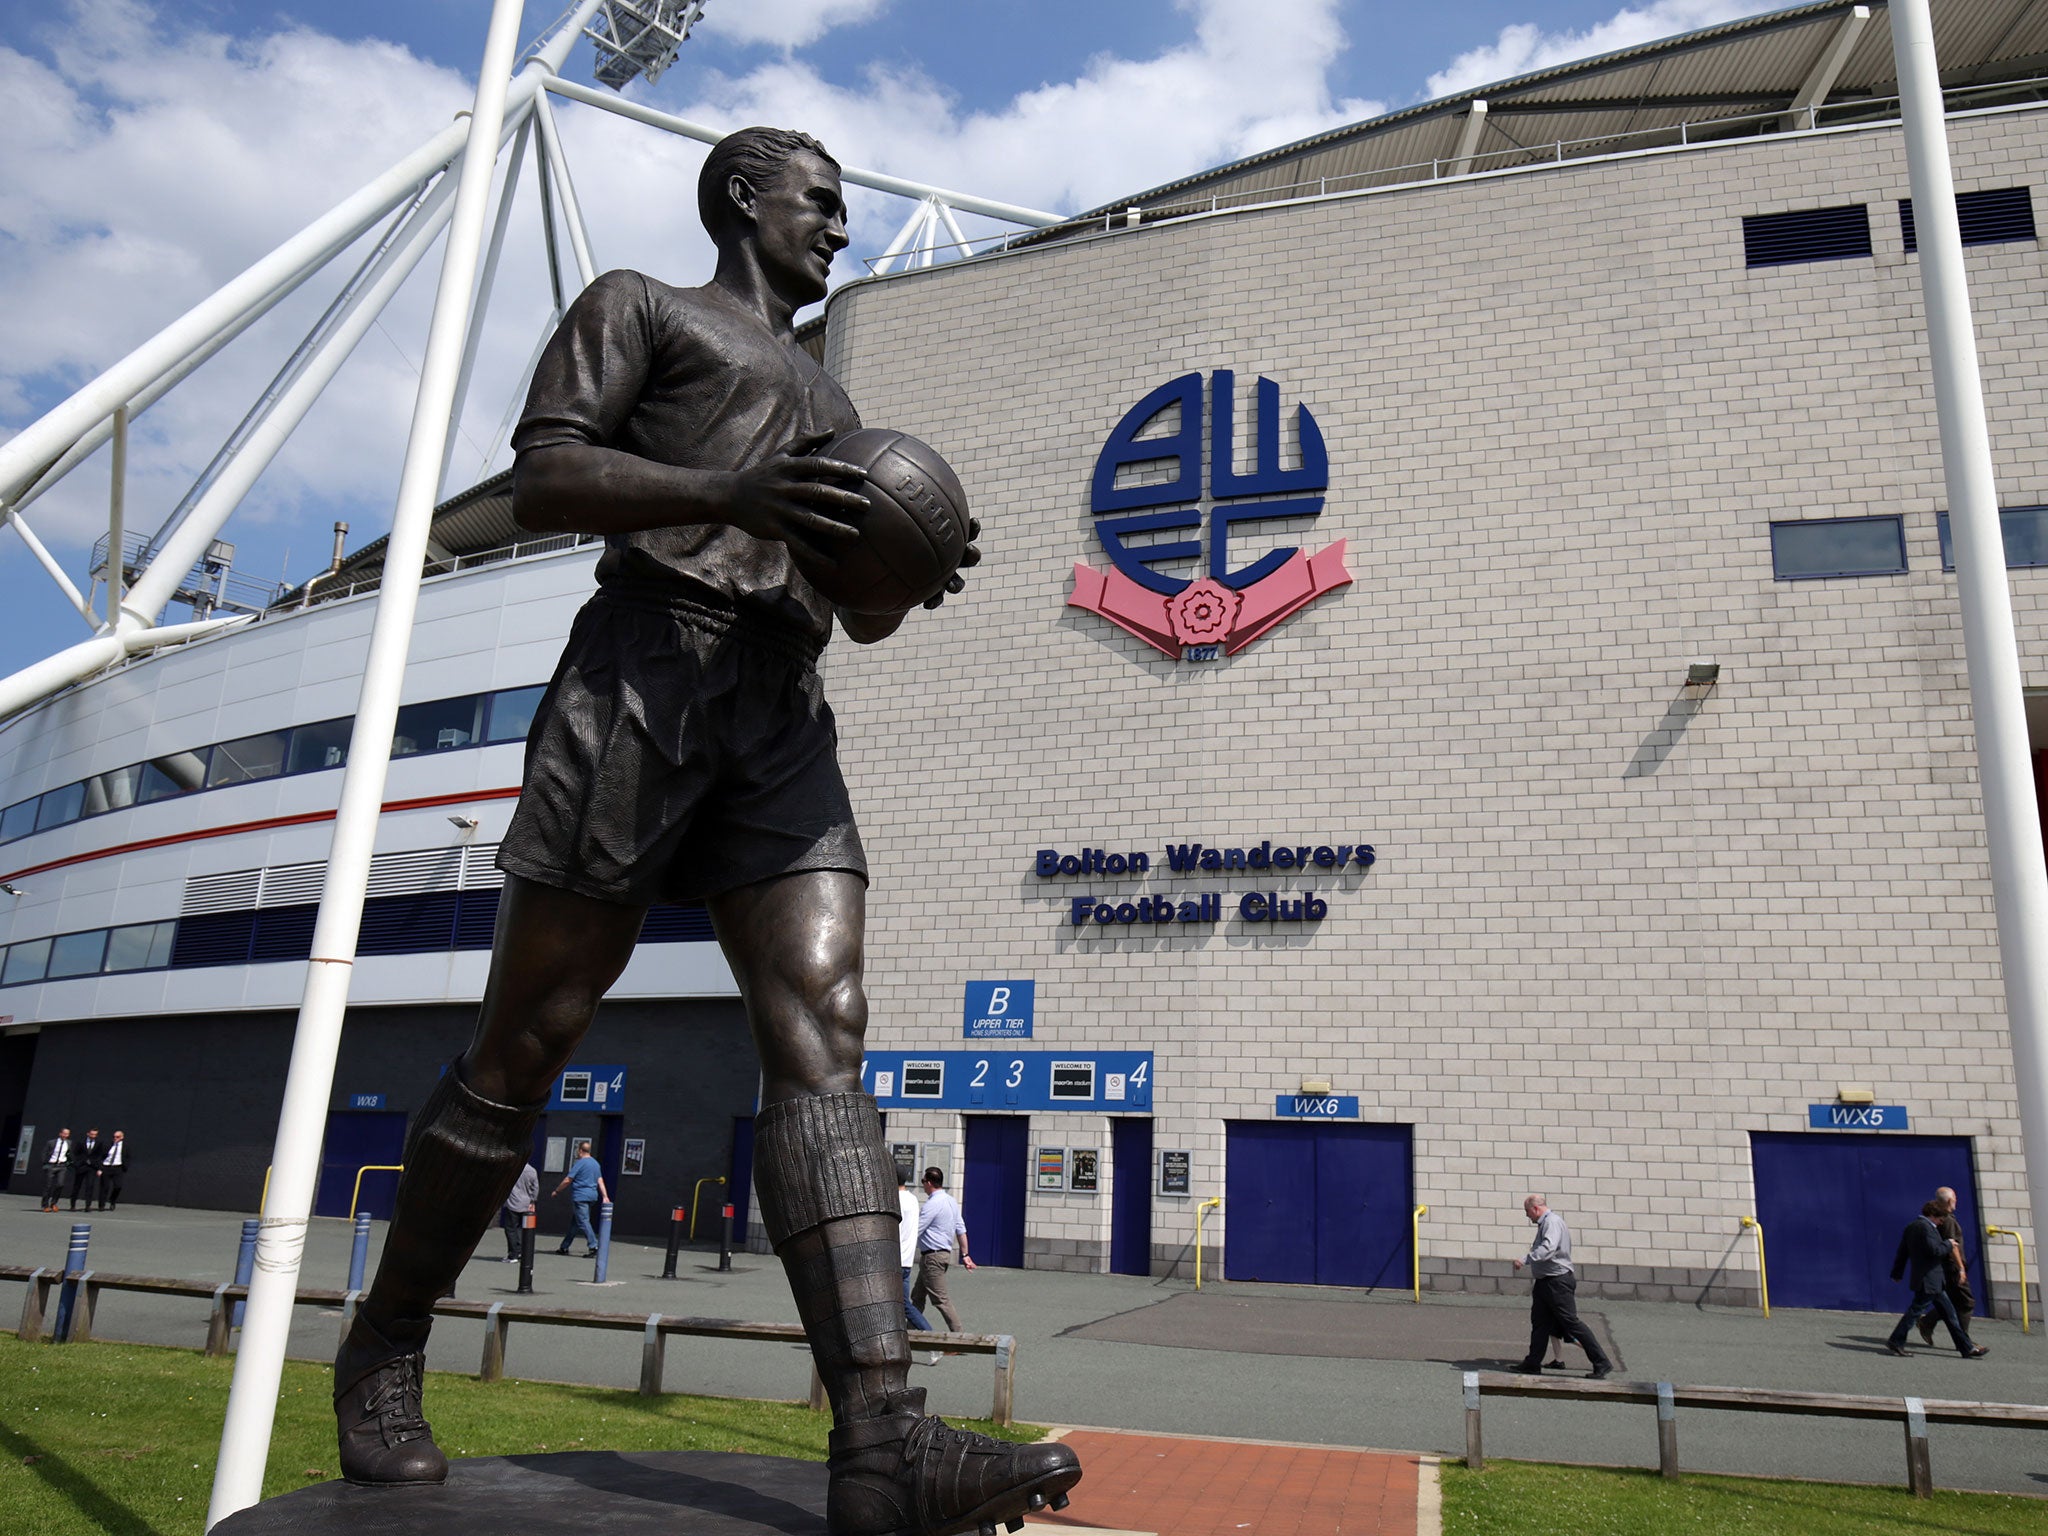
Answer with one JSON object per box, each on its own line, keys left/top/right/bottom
{"left": 921, "top": 517, "right": 982, "bottom": 609}
{"left": 727, "top": 431, "right": 867, "bottom": 563}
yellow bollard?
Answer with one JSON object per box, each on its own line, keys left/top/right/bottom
{"left": 1194, "top": 1197, "right": 1221, "bottom": 1288}
{"left": 349, "top": 1164, "right": 405, "bottom": 1220}
{"left": 1412, "top": 1204, "right": 1428, "bottom": 1302}
{"left": 689, "top": 1175, "right": 727, "bottom": 1239}
{"left": 1986, "top": 1226, "right": 2030, "bottom": 1334}
{"left": 1741, "top": 1216, "right": 1770, "bottom": 1318}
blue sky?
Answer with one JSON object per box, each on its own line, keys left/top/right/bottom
{"left": 0, "top": 0, "right": 1781, "bottom": 689}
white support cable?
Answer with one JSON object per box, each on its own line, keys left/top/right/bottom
{"left": 0, "top": 502, "right": 97, "bottom": 628}
{"left": 1784, "top": 6, "right": 1871, "bottom": 131}
{"left": 533, "top": 88, "right": 598, "bottom": 287}
{"left": 874, "top": 200, "right": 928, "bottom": 275}
{"left": 1890, "top": 0, "right": 2048, "bottom": 1294}
{"left": 1449, "top": 100, "right": 1489, "bottom": 176}
{"left": 120, "top": 170, "right": 466, "bottom": 626}
{"left": 916, "top": 202, "right": 940, "bottom": 269}
{"left": 441, "top": 120, "right": 535, "bottom": 499}
{"left": 935, "top": 201, "right": 972, "bottom": 259}
{"left": 107, "top": 406, "right": 128, "bottom": 626}
{"left": 203, "top": 1, "right": 604, "bottom": 1524}
{"left": 541, "top": 74, "right": 1064, "bottom": 228}
{"left": 0, "top": 614, "right": 253, "bottom": 723}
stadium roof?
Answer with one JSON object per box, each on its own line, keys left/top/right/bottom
{"left": 1060, "top": 0, "right": 2048, "bottom": 228}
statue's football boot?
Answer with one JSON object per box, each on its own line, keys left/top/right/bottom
{"left": 333, "top": 1313, "right": 447, "bottom": 1485}
{"left": 826, "top": 1387, "right": 1082, "bottom": 1536}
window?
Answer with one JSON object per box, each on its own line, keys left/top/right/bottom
{"left": 206, "top": 729, "right": 291, "bottom": 788}
{"left": 287, "top": 717, "right": 353, "bottom": 774}
{"left": 1936, "top": 507, "right": 2048, "bottom": 571}
{"left": 1, "top": 937, "right": 51, "bottom": 985}
{"left": 81, "top": 764, "right": 142, "bottom": 816}
{"left": 105, "top": 921, "right": 177, "bottom": 972}
{"left": 46, "top": 930, "right": 108, "bottom": 979}
{"left": 142, "top": 752, "right": 208, "bottom": 801}
{"left": 1743, "top": 205, "right": 1872, "bottom": 267}
{"left": 34, "top": 781, "right": 85, "bottom": 831}
{"left": 392, "top": 696, "right": 483, "bottom": 757}
{"left": 484, "top": 685, "right": 547, "bottom": 744}
{"left": 0, "top": 799, "right": 38, "bottom": 843}
{"left": 1901, "top": 187, "right": 2036, "bottom": 253}
{"left": 1770, "top": 516, "right": 1908, "bottom": 579}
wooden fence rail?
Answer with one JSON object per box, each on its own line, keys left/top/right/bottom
{"left": 1462, "top": 1369, "right": 2048, "bottom": 1497}
{"left": 3, "top": 1264, "right": 1017, "bottom": 1424}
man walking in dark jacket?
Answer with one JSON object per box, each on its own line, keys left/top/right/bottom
{"left": 1885, "top": 1201, "right": 1988, "bottom": 1358}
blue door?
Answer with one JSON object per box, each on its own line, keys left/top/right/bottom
{"left": 1110, "top": 1117, "right": 1154, "bottom": 1275}
{"left": 314, "top": 1110, "right": 408, "bottom": 1219}
{"left": 1225, "top": 1121, "right": 1412, "bottom": 1287}
{"left": 728, "top": 1115, "right": 754, "bottom": 1241}
{"left": 962, "top": 1115, "right": 1028, "bottom": 1268}
{"left": 1751, "top": 1132, "right": 1982, "bottom": 1312}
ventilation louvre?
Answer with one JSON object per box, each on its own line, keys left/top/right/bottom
{"left": 182, "top": 870, "right": 262, "bottom": 915}
{"left": 1901, "top": 186, "right": 2036, "bottom": 253}
{"left": 1743, "top": 204, "right": 1872, "bottom": 267}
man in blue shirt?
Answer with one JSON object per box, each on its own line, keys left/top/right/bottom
{"left": 552, "top": 1141, "right": 606, "bottom": 1257}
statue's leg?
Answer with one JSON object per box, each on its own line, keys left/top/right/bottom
{"left": 713, "top": 871, "right": 1081, "bottom": 1536}
{"left": 335, "top": 875, "right": 644, "bottom": 1486}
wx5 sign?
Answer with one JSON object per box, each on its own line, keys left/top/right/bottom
{"left": 1068, "top": 370, "right": 1351, "bottom": 660}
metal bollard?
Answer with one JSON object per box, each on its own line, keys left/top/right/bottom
{"left": 593, "top": 1200, "right": 615, "bottom": 1283}
{"left": 719, "top": 1202, "right": 733, "bottom": 1272}
{"left": 53, "top": 1223, "right": 90, "bottom": 1342}
{"left": 517, "top": 1212, "right": 537, "bottom": 1295}
{"left": 230, "top": 1217, "right": 258, "bottom": 1327}
{"left": 662, "top": 1205, "right": 685, "bottom": 1280}
{"left": 347, "top": 1212, "right": 372, "bottom": 1293}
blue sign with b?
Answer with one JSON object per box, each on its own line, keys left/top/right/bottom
{"left": 964, "top": 980, "right": 1035, "bottom": 1039}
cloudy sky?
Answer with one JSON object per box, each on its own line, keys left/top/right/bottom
{"left": 0, "top": 0, "right": 1785, "bottom": 683}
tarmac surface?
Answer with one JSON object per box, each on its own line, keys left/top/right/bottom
{"left": 3, "top": 1195, "right": 2044, "bottom": 1499}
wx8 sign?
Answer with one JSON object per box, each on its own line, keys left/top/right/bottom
{"left": 1068, "top": 370, "right": 1352, "bottom": 660}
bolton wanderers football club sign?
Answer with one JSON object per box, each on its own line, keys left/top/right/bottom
{"left": 1068, "top": 370, "right": 1351, "bottom": 660}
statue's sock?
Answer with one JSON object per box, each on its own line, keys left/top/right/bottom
{"left": 359, "top": 1062, "right": 543, "bottom": 1334}
{"left": 753, "top": 1091, "right": 909, "bottom": 1422}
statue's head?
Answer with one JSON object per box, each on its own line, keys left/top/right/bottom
{"left": 699, "top": 126, "right": 847, "bottom": 304}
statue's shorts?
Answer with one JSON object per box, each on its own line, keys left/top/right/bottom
{"left": 496, "top": 585, "right": 867, "bottom": 907}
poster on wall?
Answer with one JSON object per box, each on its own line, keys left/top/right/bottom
{"left": 1158, "top": 1149, "right": 1192, "bottom": 1197}
{"left": 1068, "top": 1148, "right": 1100, "bottom": 1193}
{"left": 1035, "top": 1146, "right": 1067, "bottom": 1191}
{"left": 543, "top": 1136, "right": 568, "bottom": 1174}
{"left": 622, "top": 1138, "right": 646, "bottom": 1176}
{"left": 891, "top": 1142, "right": 920, "bottom": 1184}
{"left": 13, "top": 1126, "right": 34, "bottom": 1176}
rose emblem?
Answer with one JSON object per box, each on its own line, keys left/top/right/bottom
{"left": 1167, "top": 578, "right": 1241, "bottom": 646}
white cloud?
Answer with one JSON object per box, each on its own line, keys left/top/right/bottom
{"left": 1425, "top": 1, "right": 1783, "bottom": 100}
{"left": 709, "top": 0, "right": 894, "bottom": 50}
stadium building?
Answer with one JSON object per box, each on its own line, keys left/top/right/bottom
{"left": 3, "top": 0, "right": 2047, "bottom": 1313}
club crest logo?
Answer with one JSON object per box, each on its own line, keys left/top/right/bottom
{"left": 1068, "top": 371, "right": 1351, "bottom": 660}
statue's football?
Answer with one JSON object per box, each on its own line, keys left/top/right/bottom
{"left": 796, "top": 428, "right": 971, "bottom": 614}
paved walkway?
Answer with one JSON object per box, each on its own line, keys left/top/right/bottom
{"left": 3, "top": 1196, "right": 2044, "bottom": 1499}
{"left": 1032, "top": 1430, "right": 1433, "bottom": 1536}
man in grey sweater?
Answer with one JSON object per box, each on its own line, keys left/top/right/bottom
{"left": 499, "top": 1161, "right": 539, "bottom": 1261}
{"left": 1512, "top": 1194, "right": 1613, "bottom": 1379}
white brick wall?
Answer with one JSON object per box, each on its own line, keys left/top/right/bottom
{"left": 815, "top": 106, "right": 2048, "bottom": 1296}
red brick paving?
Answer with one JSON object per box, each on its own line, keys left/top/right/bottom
{"left": 1028, "top": 1428, "right": 1423, "bottom": 1536}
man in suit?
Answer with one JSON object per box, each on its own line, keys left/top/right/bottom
{"left": 40, "top": 1127, "right": 72, "bottom": 1211}
{"left": 68, "top": 1127, "right": 102, "bottom": 1211}
{"left": 95, "top": 1130, "right": 129, "bottom": 1211}
{"left": 1917, "top": 1185, "right": 1975, "bottom": 1347}
{"left": 1885, "top": 1200, "right": 1989, "bottom": 1358}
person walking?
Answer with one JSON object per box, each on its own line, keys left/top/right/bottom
{"left": 39, "top": 1126, "right": 72, "bottom": 1212}
{"left": 94, "top": 1131, "right": 128, "bottom": 1210}
{"left": 500, "top": 1160, "right": 539, "bottom": 1261}
{"left": 897, "top": 1170, "right": 934, "bottom": 1334}
{"left": 1917, "top": 1186, "right": 1975, "bottom": 1348}
{"left": 1512, "top": 1195, "right": 1614, "bottom": 1379}
{"left": 68, "top": 1127, "right": 103, "bottom": 1212}
{"left": 552, "top": 1141, "right": 606, "bottom": 1257}
{"left": 1886, "top": 1200, "right": 1989, "bottom": 1358}
{"left": 911, "top": 1166, "right": 974, "bottom": 1333}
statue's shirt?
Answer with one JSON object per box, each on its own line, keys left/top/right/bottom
{"left": 513, "top": 269, "right": 859, "bottom": 642}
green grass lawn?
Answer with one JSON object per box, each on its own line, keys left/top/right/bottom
{"left": 1443, "top": 1459, "right": 2048, "bottom": 1534}
{"left": 0, "top": 1332, "right": 1037, "bottom": 1536}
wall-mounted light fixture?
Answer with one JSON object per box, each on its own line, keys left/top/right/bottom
{"left": 1836, "top": 1085, "right": 1876, "bottom": 1105}
{"left": 1686, "top": 663, "right": 1720, "bottom": 686}
{"left": 0, "top": 883, "right": 24, "bottom": 897}
{"left": 1300, "top": 1077, "right": 1332, "bottom": 1095}
{"left": 447, "top": 815, "right": 480, "bottom": 831}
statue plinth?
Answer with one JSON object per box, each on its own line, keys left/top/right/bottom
{"left": 213, "top": 1451, "right": 827, "bottom": 1534}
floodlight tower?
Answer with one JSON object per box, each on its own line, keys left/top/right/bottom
{"left": 586, "top": 0, "right": 708, "bottom": 88}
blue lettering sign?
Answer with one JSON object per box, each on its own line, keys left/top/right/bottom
{"left": 864, "top": 1051, "right": 1153, "bottom": 1113}
{"left": 964, "top": 979, "right": 1035, "bottom": 1039}
{"left": 1807, "top": 1104, "right": 1908, "bottom": 1130}
{"left": 551, "top": 1065, "right": 628, "bottom": 1112}
{"left": 1275, "top": 1094, "right": 1359, "bottom": 1118}
{"left": 1090, "top": 371, "right": 1328, "bottom": 594}
{"left": 349, "top": 1093, "right": 385, "bottom": 1110}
